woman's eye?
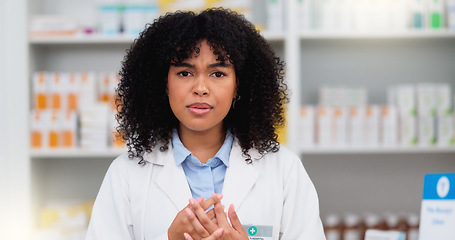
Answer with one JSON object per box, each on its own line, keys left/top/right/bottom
{"left": 213, "top": 72, "right": 225, "bottom": 78}
{"left": 178, "top": 71, "right": 191, "bottom": 77}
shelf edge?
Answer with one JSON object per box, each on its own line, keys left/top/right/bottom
{"left": 300, "top": 146, "right": 455, "bottom": 155}
{"left": 31, "top": 148, "right": 127, "bottom": 158}
{"left": 29, "top": 31, "right": 286, "bottom": 44}
{"left": 299, "top": 30, "right": 455, "bottom": 39}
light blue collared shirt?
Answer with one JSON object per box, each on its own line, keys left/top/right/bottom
{"left": 172, "top": 130, "right": 234, "bottom": 200}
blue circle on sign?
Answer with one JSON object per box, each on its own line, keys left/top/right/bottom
{"left": 248, "top": 226, "right": 257, "bottom": 236}
{"left": 437, "top": 176, "right": 450, "bottom": 198}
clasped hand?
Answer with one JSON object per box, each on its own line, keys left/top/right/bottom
{"left": 168, "top": 193, "right": 249, "bottom": 240}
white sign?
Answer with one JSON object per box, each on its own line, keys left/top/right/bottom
{"left": 419, "top": 173, "right": 455, "bottom": 240}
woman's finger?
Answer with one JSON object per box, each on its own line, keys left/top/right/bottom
{"left": 200, "top": 193, "right": 223, "bottom": 211}
{"left": 213, "top": 201, "right": 229, "bottom": 227}
{"left": 228, "top": 204, "right": 245, "bottom": 233}
{"left": 185, "top": 207, "right": 211, "bottom": 237}
{"left": 189, "top": 198, "right": 219, "bottom": 233}
{"left": 183, "top": 232, "right": 194, "bottom": 240}
{"left": 184, "top": 228, "right": 224, "bottom": 240}
{"left": 206, "top": 209, "right": 215, "bottom": 220}
{"left": 206, "top": 228, "right": 224, "bottom": 240}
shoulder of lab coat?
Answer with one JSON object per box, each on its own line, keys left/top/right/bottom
{"left": 271, "top": 145, "right": 326, "bottom": 239}
{"left": 85, "top": 151, "right": 172, "bottom": 240}
{"left": 86, "top": 152, "right": 135, "bottom": 240}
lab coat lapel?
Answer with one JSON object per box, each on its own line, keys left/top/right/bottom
{"left": 222, "top": 141, "right": 260, "bottom": 210}
{"left": 153, "top": 145, "right": 192, "bottom": 211}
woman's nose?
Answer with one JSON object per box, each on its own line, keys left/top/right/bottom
{"left": 193, "top": 76, "right": 209, "bottom": 96}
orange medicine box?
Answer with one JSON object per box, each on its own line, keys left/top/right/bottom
{"left": 33, "top": 72, "right": 49, "bottom": 110}
{"left": 48, "top": 110, "right": 62, "bottom": 148}
{"left": 64, "top": 73, "right": 81, "bottom": 111}
{"left": 49, "top": 73, "right": 63, "bottom": 110}
{"left": 30, "top": 110, "right": 49, "bottom": 148}
{"left": 62, "top": 110, "right": 77, "bottom": 148}
{"left": 98, "top": 72, "right": 119, "bottom": 109}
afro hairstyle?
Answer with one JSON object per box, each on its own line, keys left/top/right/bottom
{"left": 116, "top": 8, "right": 288, "bottom": 164}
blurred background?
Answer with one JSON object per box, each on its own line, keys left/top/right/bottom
{"left": 1, "top": 0, "right": 455, "bottom": 239}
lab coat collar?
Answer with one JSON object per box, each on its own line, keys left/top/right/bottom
{"left": 143, "top": 138, "right": 261, "bottom": 211}
{"left": 146, "top": 143, "right": 193, "bottom": 211}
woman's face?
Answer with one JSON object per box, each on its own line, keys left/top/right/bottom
{"left": 167, "top": 40, "right": 237, "bottom": 134}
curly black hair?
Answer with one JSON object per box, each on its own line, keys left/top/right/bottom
{"left": 116, "top": 8, "right": 288, "bottom": 164}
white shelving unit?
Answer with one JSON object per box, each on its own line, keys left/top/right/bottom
{"left": 29, "top": 31, "right": 287, "bottom": 44}
{"left": 1, "top": 1, "right": 30, "bottom": 240}
{"left": 3, "top": 0, "right": 455, "bottom": 238}
{"left": 29, "top": 35, "right": 137, "bottom": 44}
{"left": 23, "top": 1, "right": 288, "bottom": 238}
{"left": 297, "top": 26, "right": 455, "bottom": 217}
{"left": 301, "top": 146, "right": 455, "bottom": 155}
{"left": 300, "top": 30, "right": 455, "bottom": 39}
{"left": 30, "top": 148, "right": 127, "bottom": 159}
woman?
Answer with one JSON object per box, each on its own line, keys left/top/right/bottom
{"left": 86, "top": 8, "right": 326, "bottom": 240}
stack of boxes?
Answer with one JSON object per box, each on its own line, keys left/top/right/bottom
{"left": 30, "top": 0, "right": 289, "bottom": 38}
{"left": 30, "top": 72, "right": 123, "bottom": 151}
{"left": 27, "top": 0, "right": 455, "bottom": 38}
{"left": 395, "top": 85, "right": 418, "bottom": 146}
{"left": 298, "top": 0, "right": 455, "bottom": 32}
{"left": 299, "top": 84, "right": 455, "bottom": 149}
{"left": 393, "top": 83, "right": 454, "bottom": 147}
{"left": 97, "top": 0, "right": 159, "bottom": 36}
{"left": 98, "top": 0, "right": 258, "bottom": 34}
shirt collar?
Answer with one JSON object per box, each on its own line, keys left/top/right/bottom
{"left": 172, "top": 129, "right": 234, "bottom": 167}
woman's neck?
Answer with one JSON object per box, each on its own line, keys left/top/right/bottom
{"left": 178, "top": 125, "right": 226, "bottom": 164}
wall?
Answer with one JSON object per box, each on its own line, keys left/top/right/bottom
{"left": 0, "top": 0, "right": 31, "bottom": 239}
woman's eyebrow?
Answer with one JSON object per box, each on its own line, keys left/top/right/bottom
{"left": 170, "top": 62, "right": 231, "bottom": 68}
{"left": 170, "top": 62, "right": 194, "bottom": 68}
{"left": 208, "top": 62, "right": 231, "bottom": 68}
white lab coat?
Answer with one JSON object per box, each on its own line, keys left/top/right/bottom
{"left": 86, "top": 139, "right": 326, "bottom": 240}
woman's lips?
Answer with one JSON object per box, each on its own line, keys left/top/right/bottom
{"left": 187, "top": 103, "right": 212, "bottom": 115}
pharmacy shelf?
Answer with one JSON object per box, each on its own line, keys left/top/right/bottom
{"left": 29, "top": 31, "right": 285, "bottom": 45}
{"left": 31, "top": 148, "right": 126, "bottom": 159}
{"left": 29, "top": 34, "right": 137, "bottom": 44}
{"left": 31, "top": 146, "right": 455, "bottom": 158}
{"left": 299, "top": 30, "right": 455, "bottom": 39}
{"left": 300, "top": 146, "right": 455, "bottom": 155}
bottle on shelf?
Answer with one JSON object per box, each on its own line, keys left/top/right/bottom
{"left": 406, "top": 214, "right": 419, "bottom": 240}
{"left": 324, "top": 214, "right": 342, "bottom": 240}
{"left": 428, "top": 0, "right": 445, "bottom": 29}
{"left": 362, "top": 213, "right": 385, "bottom": 239}
{"left": 384, "top": 213, "right": 408, "bottom": 234}
{"left": 342, "top": 213, "right": 363, "bottom": 240}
